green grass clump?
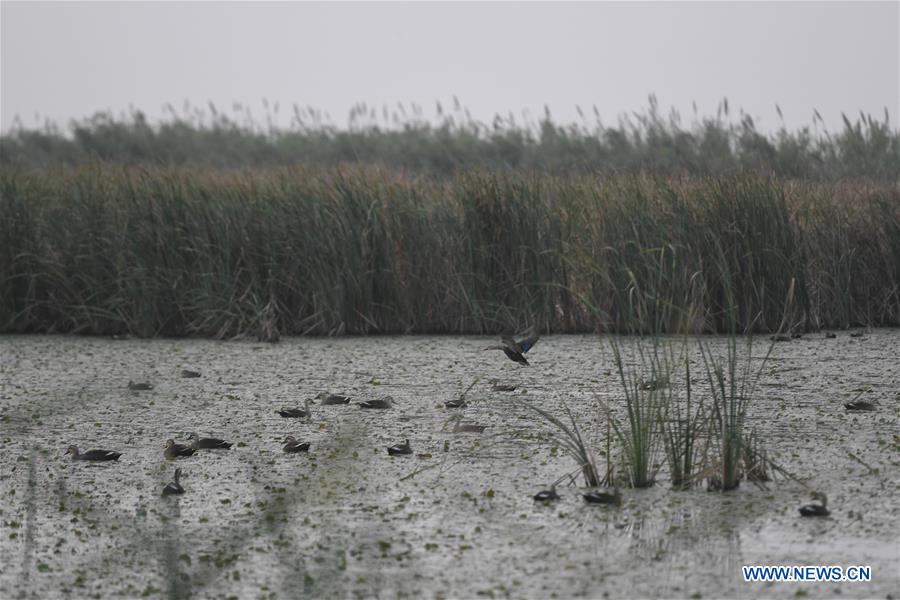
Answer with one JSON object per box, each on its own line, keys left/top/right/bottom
{"left": 1, "top": 166, "right": 897, "bottom": 337}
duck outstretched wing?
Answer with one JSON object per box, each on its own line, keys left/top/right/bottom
{"left": 514, "top": 327, "right": 540, "bottom": 353}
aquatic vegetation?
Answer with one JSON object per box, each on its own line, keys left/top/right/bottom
{"left": 520, "top": 400, "right": 603, "bottom": 488}
{"left": 660, "top": 344, "right": 708, "bottom": 490}
{"left": 742, "top": 428, "right": 771, "bottom": 483}
{"left": 608, "top": 339, "right": 664, "bottom": 488}
{"left": 699, "top": 326, "right": 775, "bottom": 491}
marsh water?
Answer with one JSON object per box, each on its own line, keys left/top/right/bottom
{"left": 1, "top": 332, "right": 898, "bottom": 599}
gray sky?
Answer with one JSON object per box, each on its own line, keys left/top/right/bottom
{"left": 2, "top": 1, "right": 898, "bottom": 134}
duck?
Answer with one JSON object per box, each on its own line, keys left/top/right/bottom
{"left": 164, "top": 439, "right": 196, "bottom": 460}
{"left": 850, "top": 331, "right": 865, "bottom": 338}
{"left": 278, "top": 398, "right": 312, "bottom": 418}
{"left": 825, "top": 332, "right": 837, "bottom": 339}
{"left": 187, "top": 432, "right": 232, "bottom": 450}
{"left": 180, "top": 369, "right": 201, "bottom": 378}
{"left": 533, "top": 486, "right": 559, "bottom": 502}
{"left": 316, "top": 392, "right": 351, "bottom": 405}
{"left": 491, "top": 380, "right": 517, "bottom": 392}
{"left": 387, "top": 439, "right": 412, "bottom": 456}
{"left": 582, "top": 488, "right": 622, "bottom": 506}
{"left": 65, "top": 445, "right": 122, "bottom": 462}
{"left": 844, "top": 399, "right": 876, "bottom": 412}
{"left": 127, "top": 381, "right": 153, "bottom": 391}
{"left": 769, "top": 335, "right": 791, "bottom": 343}
{"left": 444, "top": 414, "right": 486, "bottom": 434}
{"left": 162, "top": 468, "right": 185, "bottom": 496}
{"left": 798, "top": 492, "right": 830, "bottom": 517}
{"left": 444, "top": 397, "right": 468, "bottom": 409}
{"left": 282, "top": 436, "right": 310, "bottom": 453}
{"left": 359, "top": 396, "right": 394, "bottom": 409}
{"left": 484, "top": 326, "right": 540, "bottom": 365}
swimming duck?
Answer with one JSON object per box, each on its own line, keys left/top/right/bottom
{"left": 533, "top": 486, "right": 559, "bottom": 502}
{"left": 798, "top": 492, "right": 830, "bottom": 517}
{"left": 180, "top": 369, "right": 201, "bottom": 378}
{"left": 359, "top": 396, "right": 394, "bottom": 409}
{"left": 278, "top": 399, "right": 312, "bottom": 418}
{"left": 387, "top": 439, "right": 412, "bottom": 456}
{"left": 491, "top": 381, "right": 517, "bottom": 392}
{"left": 583, "top": 488, "right": 622, "bottom": 506}
{"left": 484, "top": 326, "right": 540, "bottom": 365}
{"left": 844, "top": 399, "right": 876, "bottom": 412}
{"left": 825, "top": 332, "right": 836, "bottom": 339}
{"left": 444, "top": 397, "right": 468, "bottom": 409}
{"left": 65, "top": 445, "right": 122, "bottom": 462}
{"left": 164, "top": 439, "right": 196, "bottom": 460}
{"left": 127, "top": 381, "right": 153, "bottom": 391}
{"left": 282, "top": 436, "right": 310, "bottom": 453}
{"left": 316, "top": 392, "right": 351, "bottom": 405}
{"left": 187, "top": 432, "right": 232, "bottom": 450}
{"left": 850, "top": 331, "right": 864, "bottom": 338}
{"left": 162, "top": 468, "right": 185, "bottom": 496}
{"left": 444, "top": 414, "right": 486, "bottom": 434}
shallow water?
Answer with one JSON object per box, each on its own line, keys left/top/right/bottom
{"left": 1, "top": 332, "right": 898, "bottom": 599}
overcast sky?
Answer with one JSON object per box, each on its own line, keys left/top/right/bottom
{"left": 2, "top": 1, "right": 898, "bottom": 134}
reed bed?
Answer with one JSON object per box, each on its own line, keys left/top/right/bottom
{"left": 1, "top": 166, "right": 897, "bottom": 338}
{"left": 3, "top": 100, "right": 897, "bottom": 180}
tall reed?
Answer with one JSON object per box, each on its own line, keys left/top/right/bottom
{"left": 3, "top": 99, "right": 897, "bottom": 180}
{"left": 1, "top": 167, "right": 897, "bottom": 337}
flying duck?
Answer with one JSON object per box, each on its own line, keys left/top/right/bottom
{"left": 484, "top": 326, "right": 540, "bottom": 365}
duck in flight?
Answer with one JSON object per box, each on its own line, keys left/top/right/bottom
{"left": 485, "top": 326, "right": 540, "bottom": 365}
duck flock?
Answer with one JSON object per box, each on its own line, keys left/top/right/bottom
{"left": 66, "top": 325, "right": 858, "bottom": 515}
{"left": 65, "top": 328, "right": 542, "bottom": 499}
